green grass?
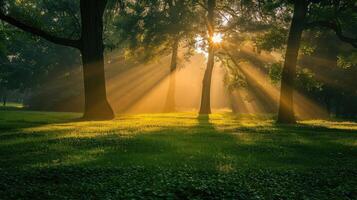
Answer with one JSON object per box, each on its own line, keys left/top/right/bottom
{"left": 0, "top": 111, "right": 356, "bottom": 199}
{"left": 2, "top": 102, "right": 24, "bottom": 108}
{"left": 0, "top": 102, "right": 24, "bottom": 111}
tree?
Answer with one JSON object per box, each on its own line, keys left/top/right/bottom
{"left": 250, "top": 0, "right": 357, "bottom": 123}
{"left": 277, "top": 0, "right": 308, "bottom": 123}
{"left": 277, "top": 0, "right": 357, "bottom": 123}
{"left": 163, "top": 38, "right": 179, "bottom": 112}
{"left": 161, "top": 0, "right": 197, "bottom": 112}
{"left": 1, "top": 25, "right": 81, "bottom": 110}
{"left": 0, "top": 30, "right": 8, "bottom": 106}
{"left": 116, "top": 0, "right": 198, "bottom": 112}
{"left": 0, "top": 0, "right": 114, "bottom": 120}
{"left": 299, "top": 32, "right": 357, "bottom": 118}
{"left": 199, "top": 0, "right": 216, "bottom": 114}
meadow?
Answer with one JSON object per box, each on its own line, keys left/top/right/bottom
{"left": 0, "top": 110, "right": 356, "bottom": 199}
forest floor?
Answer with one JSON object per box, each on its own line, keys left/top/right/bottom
{"left": 0, "top": 111, "right": 356, "bottom": 199}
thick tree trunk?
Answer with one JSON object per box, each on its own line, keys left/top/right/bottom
{"left": 163, "top": 39, "right": 179, "bottom": 112}
{"left": 199, "top": 47, "right": 215, "bottom": 114}
{"left": 80, "top": 0, "right": 114, "bottom": 120}
{"left": 199, "top": 0, "right": 216, "bottom": 115}
{"left": 277, "top": 0, "right": 308, "bottom": 124}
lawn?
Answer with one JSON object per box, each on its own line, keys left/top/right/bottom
{"left": 0, "top": 102, "right": 24, "bottom": 111}
{"left": 0, "top": 111, "right": 356, "bottom": 199}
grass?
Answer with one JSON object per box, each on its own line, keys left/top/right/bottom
{"left": 0, "top": 102, "right": 24, "bottom": 111}
{"left": 0, "top": 111, "right": 356, "bottom": 199}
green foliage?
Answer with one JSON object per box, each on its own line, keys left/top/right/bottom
{"left": 1, "top": 168, "right": 356, "bottom": 199}
{"left": 308, "top": 0, "right": 357, "bottom": 38}
{"left": 268, "top": 62, "right": 322, "bottom": 93}
{"left": 298, "top": 30, "right": 357, "bottom": 117}
{"left": 221, "top": 56, "right": 247, "bottom": 91}
{"left": 114, "top": 0, "right": 200, "bottom": 62}
{"left": 338, "top": 51, "right": 357, "bottom": 69}
{"left": 299, "top": 41, "right": 316, "bottom": 56}
{"left": 3, "top": 0, "right": 81, "bottom": 40}
{"left": 255, "top": 27, "right": 288, "bottom": 51}
{"left": 0, "top": 0, "right": 80, "bottom": 98}
{"left": 0, "top": 25, "right": 80, "bottom": 92}
{"left": 268, "top": 62, "right": 283, "bottom": 84}
{"left": 296, "top": 68, "right": 322, "bottom": 92}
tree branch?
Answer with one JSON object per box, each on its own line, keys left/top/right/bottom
{"left": 0, "top": 12, "right": 80, "bottom": 49}
{"left": 306, "top": 20, "right": 357, "bottom": 48}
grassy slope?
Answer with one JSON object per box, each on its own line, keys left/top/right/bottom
{"left": 0, "top": 111, "right": 356, "bottom": 199}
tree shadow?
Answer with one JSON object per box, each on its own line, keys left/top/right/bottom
{"left": 1, "top": 112, "right": 356, "bottom": 172}
{"left": 1, "top": 113, "right": 356, "bottom": 199}
{"left": 197, "top": 114, "right": 215, "bottom": 131}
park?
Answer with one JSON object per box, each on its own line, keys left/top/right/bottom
{"left": 0, "top": 0, "right": 356, "bottom": 199}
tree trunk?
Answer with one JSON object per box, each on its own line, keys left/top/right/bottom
{"left": 199, "top": 47, "right": 215, "bottom": 114}
{"left": 277, "top": 0, "right": 308, "bottom": 124}
{"left": 199, "top": 0, "right": 216, "bottom": 115}
{"left": 1, "top": 88, "right": 6, "bottom": 107}
{"left": 2, "top": 95, "right": 6, "bottom": 107}
{"left": 80, "top": 0, "right": 114, "bottom": 120}
{"left": 0, "top": 0, "right": 113, "bottom": 119}
{"left": 163, "top": 38, "right": 179, "bottom": 112}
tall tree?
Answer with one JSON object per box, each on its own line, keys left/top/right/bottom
{"left": 277, "top": 0, "right": 308, "bottom": 123}
{"left": 116, "top": 0, "right": 198, "bottom": 112}
{"left": 163, "top": 37, "right": 179, "bottom": 112}
{"left": 199, "top": 0, "right": 216, "bottom": 114}
{"left": 277, "top": 0, "right": 357, "bottom": 123}
{"left": 0, "top": 0, "right": 114, "bottom": 120}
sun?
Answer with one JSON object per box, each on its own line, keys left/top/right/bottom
{"left": 212, "top": 33, "right": 223, "bottom": 44}
{"left": 194, "top": 33, "right": 223, "bottom": 58}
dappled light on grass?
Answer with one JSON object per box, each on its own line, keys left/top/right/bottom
{"left": 1, "top": 111, "right": 356, "bottom": 170}
{"left": 301, "top": 120, "right": 357, "bottom": 130}
{"left": 0, "top": 111, "right": 356, "bottom": 199}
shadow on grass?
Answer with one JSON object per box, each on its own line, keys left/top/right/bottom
{"left": 0, "top": 112, "right": 356, "bottom": 172}
{"left": 0, "top": 110, "right": 82, "bottom": 133}
{"left": 0, "top": 112, "right": 357, "bottom": 199}
{"left": 197, "top": 114, "right": 215, "bottom": 130}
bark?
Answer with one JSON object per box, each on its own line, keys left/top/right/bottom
{"left": 199, "top": 0, "right": 216, "bottom": 115}
{"left": 277, "top": 0, "right": 308, "bottom": 124}
{"left": 80, "top": 0, "right": 114, "bottom": 120}
{"left": 199, "top": 47, "right": 215, "bottom": 114}
{"left": 163, "top": 38, "right": 179, "bottom": 112}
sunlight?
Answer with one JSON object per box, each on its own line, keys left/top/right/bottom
{"left": 194, "top": 35, "right": 208, "bottom": 58}
{"left": 212, "top": 33, "right": 223, "bottom": 44}
{"left": 221, "top": 14, "right": 231, "bottom": 26}
{"left": 194, "top": 33, "right": 223, "bottom": 58}
{"left": 2, "top": 0, "right": 357, "bottom": 198}
{"left": 227, "top": 45, "right": 329, "bottom": 119}
{"left": 123, "top": 51, "right": 230, "bottom": 113}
